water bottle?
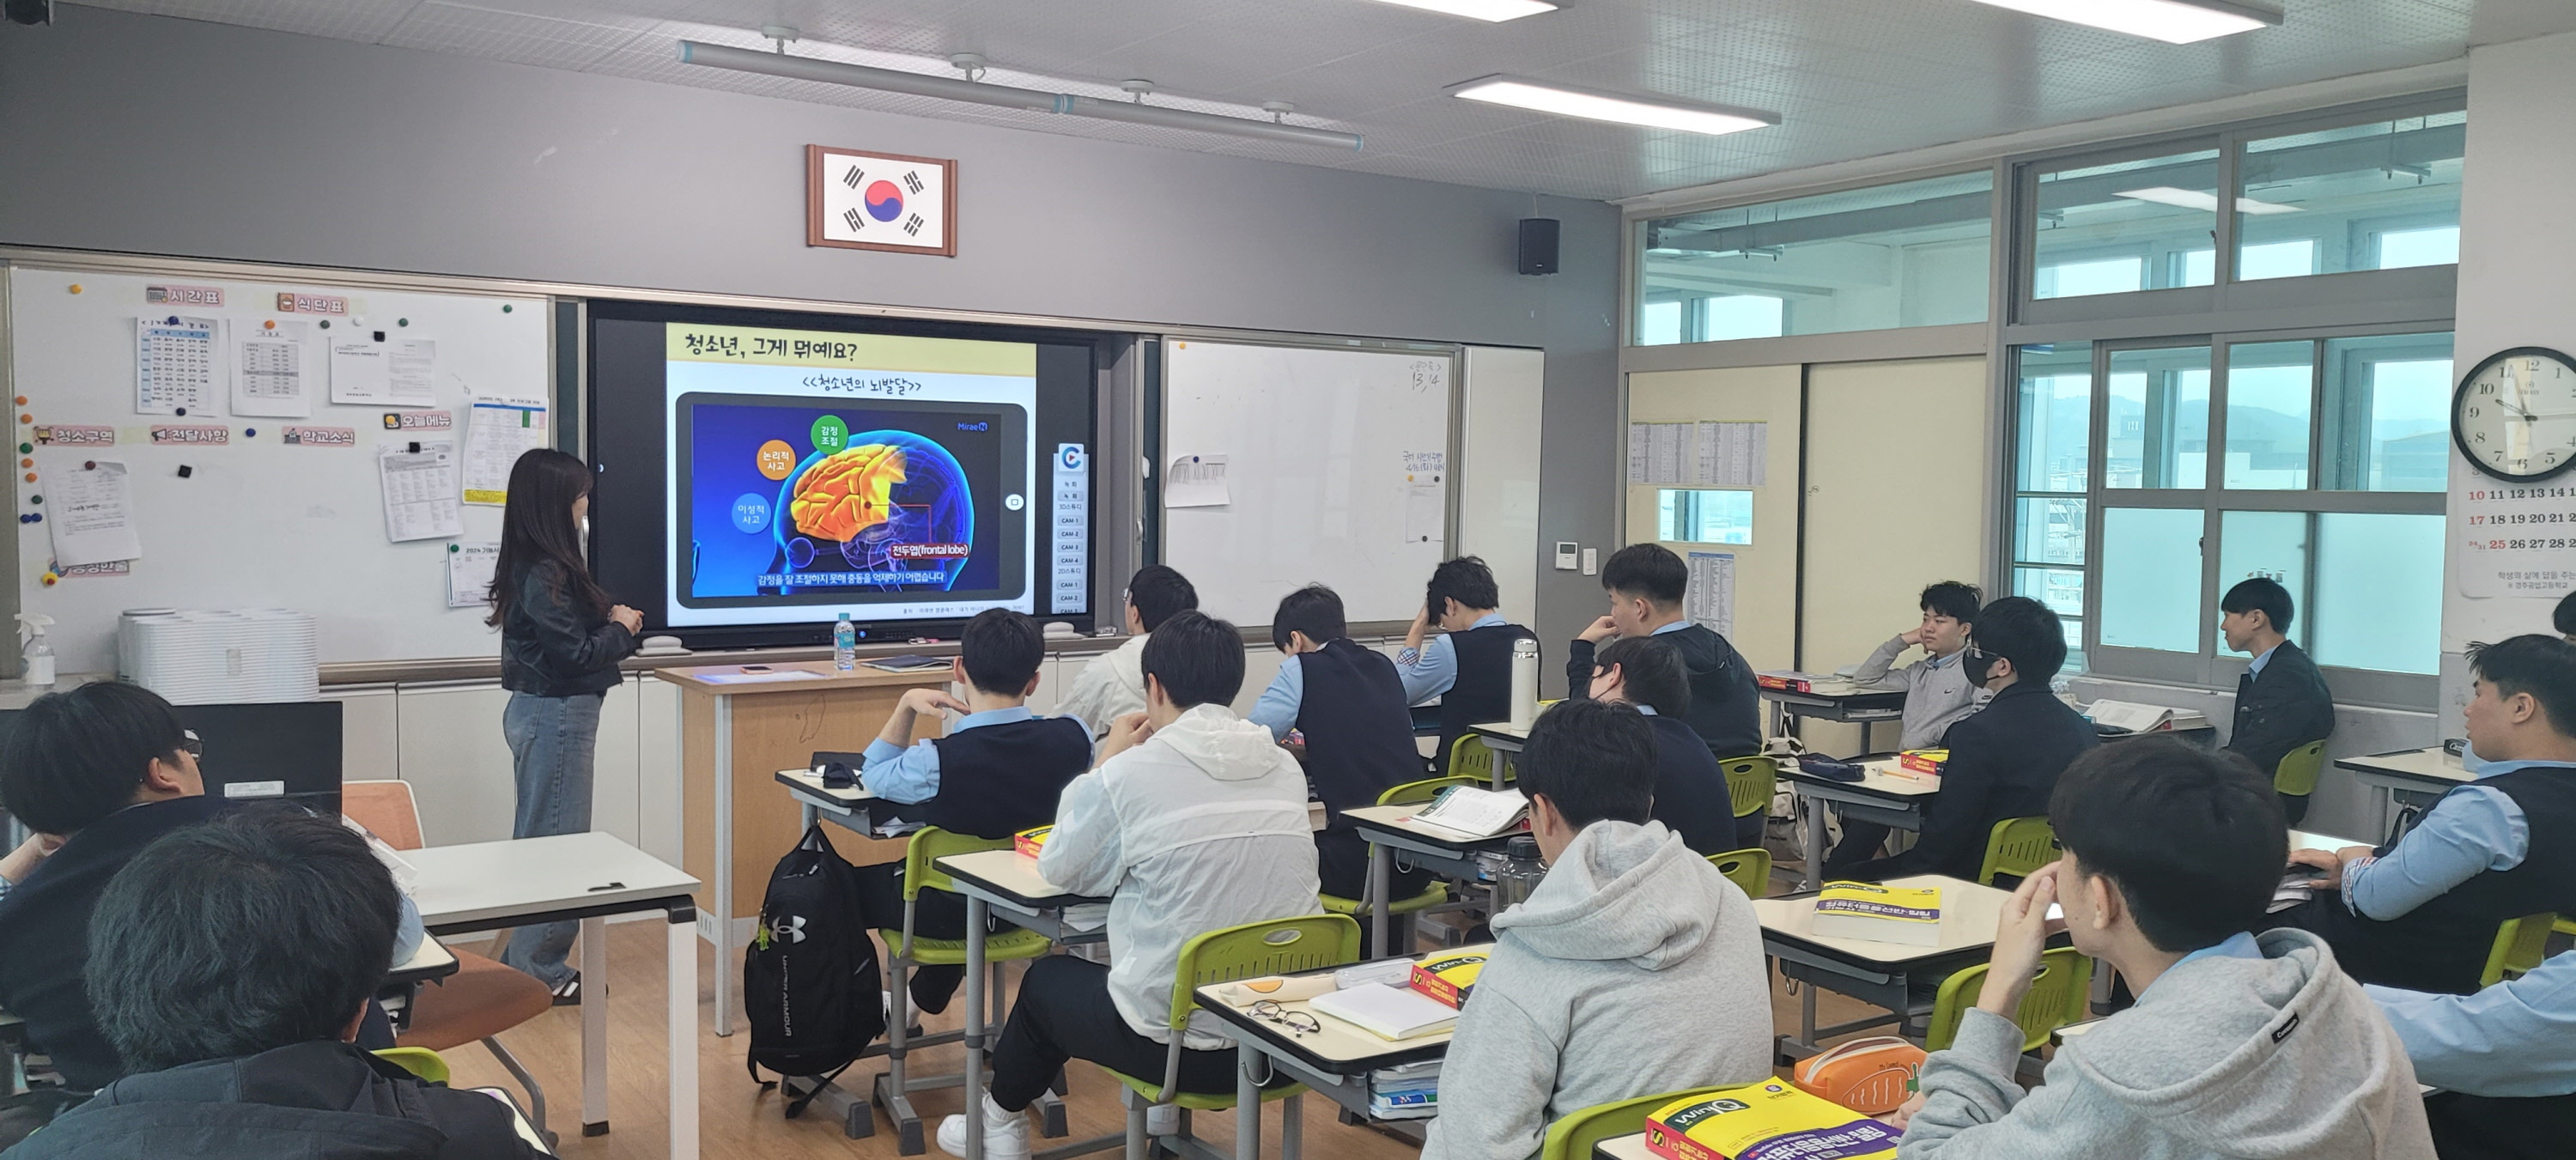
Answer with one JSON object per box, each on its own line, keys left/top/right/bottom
{"left": 833, "top": 612, "right": 856, "bottom": 671}
{"left": 1508, "top": 636, "right": 1540, "bottom": 730}
{"left": 1495, "top": 835, "right": 1546, "bottom": 910}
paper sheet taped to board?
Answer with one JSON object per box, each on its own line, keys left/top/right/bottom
{"left": 1629, "top": 422, "right": 1766, "bottom": 487}
{"left": 1686, "top": 550, "right": 1735, "bottom": 641}
{"left": 40, "top": 455, "right": 143, "bottom": 568}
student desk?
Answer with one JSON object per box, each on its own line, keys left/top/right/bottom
{"left": 935, "top": 848, "right": 1109, "bottom": 1160}
{"left": 1464, "top": 721, "right": 1528, "bottom": 787}
{"left": 2336, "top": 747, "right": 2470, "bottom": 838}
{"left": 1783, "top": 760, "right": 1940, "bottom": 890}
{"left": 1343, "top": 804, "right": 1513, "bottom": 957}
{"left": 654, "top": 661, "right": 948, "bottom": 1036}
{"left": 407, "top": 832, "right": 700, "bottom": 1158}
{"left": 1189, "top": 944, "right": 1491, "bottom": 1158}
{"left": 1759, "top": 681, "right": 1909, "bottom": 751}
{"left": 379, "top": 933, "right": 462, "bottom": 1034}
{"left": 1593, "top": 1133, "right": 1658, "bottom": 1160}
{"left": 1756, "top": 874, "right": 2038, "bottom": 1060}
{"left": 777, "top": 766, "right": 882, "bottom": 833}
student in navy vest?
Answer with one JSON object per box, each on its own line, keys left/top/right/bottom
{"left": 1586, "top": 635, "right": 1741, "bottom": 857}
{"left": 1250, "top": 585, "right": 1434, "bottom": 912}
{"left": 2219, "top": 578, "right": 2336, "bottom": 825}
{"left": 1566, "top": 544, "right": 1764, "bottom": 829}
{"left": 2281, "top": 635, "right": 2576, "bottom": 998}
{"left": 854, "top": 609, "right": 1093, "bottom": 1015}
{"left": 1397, "top": 556, "right": 1538, "bottom": 768}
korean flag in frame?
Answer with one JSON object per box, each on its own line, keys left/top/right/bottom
{"left": 807, "top": 145, "right": 957, "bottom": 257}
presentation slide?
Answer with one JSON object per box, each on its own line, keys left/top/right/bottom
{"left": 662, "top": 324, "right": 1036, "bottom": 628}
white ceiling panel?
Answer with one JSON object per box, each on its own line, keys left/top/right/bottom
{"left": 62, "top": 0, "right": 2576, "bottom": 201}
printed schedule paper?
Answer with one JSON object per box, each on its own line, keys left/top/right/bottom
{"left": 232, "top": 320, "right": 312, "bottom": 418}
{"left": 447, "top": 541, "right": 499, "bottom": 609}
{"left": 136, "top": 316, "right": 220, "bottom": 416}
{"left": 462, "top": 394, "right": 547, "bottom": 505}
{"left": 378, "top": 440, "right": 463, "bottom": 543}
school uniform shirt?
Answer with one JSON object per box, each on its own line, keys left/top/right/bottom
{"left": 2227, "top": 640, "right": 2336, "bottom": 785}
{"left": 2370, "top": 950, "right": 2576, "bottom": 1159}
{"left": 1248, "top": 640, "right": 1422, "bottom": 820}
{"left": 1850, "top": 637, "right": 1990, "bottom": 752}
{"left": 1635, "top": 706, "right": 1740, "bottom": 856}
{"left": 860, "top": 706, "right": 1094, "bottom": 841}
{"left": 1398, "top": 613, "right": 1539, "bottom": 768}
{"left": 1839, "top": 679, "right": 2096, "bottom": 884}
{"left": 2300, "top": 759, "right": 2576, "bottom": 993}
{"left": 1036, "top": 703, "right": 1321, "bottom": 1049}
{"left": 1565, "top": 620, "right": 1764, "bottom": 761}
{"left": 1057, "top": 634, "right": 1150, "bottom": 738}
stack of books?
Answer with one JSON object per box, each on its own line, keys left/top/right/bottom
{"left": 1368, "top": 1060, "right": 1440, "bottom": 1120}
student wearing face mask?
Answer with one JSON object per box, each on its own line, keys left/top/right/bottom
{"left": 489, "top": 447, "right": 641, "bottom": 1001}
{"left": 1826, "top": 596, "right": 2097, "bottom": 884}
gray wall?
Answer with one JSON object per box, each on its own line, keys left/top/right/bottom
{"left": 0, "top": 5, "right": 1619, "bottom": 646}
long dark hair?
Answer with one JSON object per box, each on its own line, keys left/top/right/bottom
{"left": 487, "top": 448, "right": 611, "bottom": 628}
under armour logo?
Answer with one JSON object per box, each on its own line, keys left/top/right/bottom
{"left": 758, "top": 914, "right": 808, "bottom": 948}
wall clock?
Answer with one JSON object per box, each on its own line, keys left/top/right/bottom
{"left": 2454, "top": 347, "right": 2576, "bottom": 482}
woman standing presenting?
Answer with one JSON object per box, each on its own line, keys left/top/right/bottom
{"left": 488, "top": 448, "right": 642, "bottom": 1001}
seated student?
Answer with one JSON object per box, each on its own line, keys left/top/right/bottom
{"left": 1567, "top": 544, "right": 1762, "bottom": 766}
{"left": 1421, "top": 699, "right": 1770, "bottom": 1160}
{"left": 0, "top": 681, "right": 422, "bottom": 1091}
{"left": 2221, "top": 577, "right": 2336, "bottom": 824}
{"left": 1397, "top": 556, "right": 1537, "bottom": 766}
{"left": 1058, "top": 564, "right": 1197, "bottom": 738}
{"left": 1824, "top": 596, "right": 2095, "bottom": 883}
{"left": 2282, "top": 635, "right": 2576, "bottom": 995}
{"left": 1586, "top": 635, "right": 1738, "bottom": 856}
{"left": 856, "top": 608, "right": 1092, "bottom": 1015}
{"left": 1852, "top": 580, "right": 1990, "bottom": 752}
{"left": 2372, "top": 946, "right": 2576, "bottom": 1157}
{"left": 1249, "top": 584, "right": 1431, "bottom": 907}
{"left": 939, "top": 611, "right": 1321, "bottom": 1160}
{"left": 8, "top": 810, "right": 545, "bottom": 1160}
{"left": 1891, "top": 739, "right": 2434, "bottom": 1158}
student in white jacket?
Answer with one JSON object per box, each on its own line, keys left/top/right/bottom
{"left": 939, "top": 610, "right": 1321, "bottom": 1160}
{"left": 1054, "top": 565, "right": 1197, "bottom": 738}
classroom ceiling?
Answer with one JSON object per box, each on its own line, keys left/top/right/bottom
{"left": 65, "top": 0, "right": 2576, "bottom": 202}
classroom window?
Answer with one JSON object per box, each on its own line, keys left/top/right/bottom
{"left": 2099, "top": 507, "right": 2205, "bottom": 653}
{"left": 2032, "top": 145, "right": 2221, "bottom": 300}
{"left": 2235, "top": 107, "right": 2465, "bottom": 281}
{"left": 2311, "top": 513, "right": 2443, "bottom": 675}
{"left": 2321, "top": 332, "right": 2452, "bottom": 492}
{"left": 2215, "top": 510, "right": 2312, "bottom": 653}
{"left": 2104, "top": 345, "right": 2209, "bottom": 489}
{"left": 2223, "top": 341, "right": 2316, "bottom": 489}
{"left": 1658, "top": 489, "right": 1754, "bottom": 544}
{"left": 1635, "top": 171, "right": 1992, "bottom": 345}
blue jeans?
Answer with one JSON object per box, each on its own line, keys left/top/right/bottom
{"left": 499, "top": 689, "right": 604, "bottom": 988}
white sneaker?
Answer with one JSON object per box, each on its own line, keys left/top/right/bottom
{"left": 937, "top": 1095, "right": 1030, "bottom": 1159}
{"left": 1146, "top": 1102, "right": 1179, "bottom": 1136}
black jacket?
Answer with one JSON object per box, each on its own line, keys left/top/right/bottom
{"left": 499, "top": 559, "right": 635, "bottom": 697}
{"left": 2227, "top": 640, "right": 2336, "bottom": 784}
{"left": 4, "top": 1040, "right": 545, "bottom": 1160}
{"left": 1845, "top": 679, "right": 2098, "bottom": 883}
{"left": 1643, "top": 713, "right": 1738, "bottom": 856}
{"left": 1566, "top": 624, "right": 1764, "bottom": 760}
{"left": 0, "top": 796, "right": 223, "bottom": 1090}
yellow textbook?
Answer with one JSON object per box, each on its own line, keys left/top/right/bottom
{"left": 1406, "top": 951, "right": 1487, "bottom": 1009}
{"left": 1643, "top": 1081, "right": 1899, "bottom": 1160}
{"left": 1810, "top": 881, "right": 1942, "bottom": 946}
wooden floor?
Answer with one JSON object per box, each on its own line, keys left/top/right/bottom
{"left": 438, "top": 914, "right": 1899, "bottom": 1160}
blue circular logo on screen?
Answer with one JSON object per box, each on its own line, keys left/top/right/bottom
{"left": 1060, "top": 445, "right": 1084, "bottom": 471}
{"left": 731, "top": 493, "right": 771, "bottom": 534}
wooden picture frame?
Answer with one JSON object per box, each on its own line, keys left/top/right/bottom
{"left": 805, "top": 144, "right": 959, "bottom": 258}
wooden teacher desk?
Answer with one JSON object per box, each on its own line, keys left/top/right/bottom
{"left": 655, "top": 659, "right": 947, "bottom": 1035}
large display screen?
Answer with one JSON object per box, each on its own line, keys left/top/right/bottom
{"left": 589, "top": 305, "right": 1097, "bottom": 646}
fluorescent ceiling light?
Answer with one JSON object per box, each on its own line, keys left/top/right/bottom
{"left": 1365, "top": 0, "right": 1558, "bottom": 21}
{"left": 1446, "top": 76, "right": 1777, "bottom": 137}
{"left": 1966, "top": 0, "right": 2281, "bottom": 44}
{"left": 2115, "top": 186, "right": 2302, "bottom": 214}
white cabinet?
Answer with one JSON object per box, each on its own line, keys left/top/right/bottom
{"left": 635, "top": 674, "right": 683, "bottom": 865}
{"left": 394, "top": 682, "right": 519, "bottom": 847}
{"left": 592, "top": 679, "right": 641, "bottom": 849}
{"left": 324, "top": 685, "right": 400, "bottom": 783}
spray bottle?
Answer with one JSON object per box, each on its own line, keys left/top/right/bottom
{"left": 15, "top": 613, "right": 54, "bottom": 687}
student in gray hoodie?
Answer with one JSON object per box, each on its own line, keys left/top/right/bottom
{"left": 1422, "top": 698, "right": 1771, "bottom": 1160}
{"left": 1894, "top": 738, "right": 2435, "bottom": 1160}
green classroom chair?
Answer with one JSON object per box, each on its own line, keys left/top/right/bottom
{"left": 2482, "top": 912, "right": 2561, "bottom": 987}
{"left": 1924, "top": 947, "right": 2093, "bottom": 1053}
{"left": 2274, "top": 739, "right": 2328, "bottom": 800}
{"left": 1721, "top": 756, "right": 1777, "bottom": 830}
{"left": 1538, "top": 1086, "right": 1737, "bottom": 1160}
{"left": 1708, "top": 848, "right": 1772, "bottom": 899}
{"left": 875, "top": 827, "right": 1060, "bottom": 1153}
{"left": 1318, "top": 776, "right": 1473, "bottom": 934}
{"left": 1447, "top": 733, "right": 1498, "bottom": 784}
{"left": 1076, "top": 914, "right": 1361, "bottom": 1160}
{"left": 371, "top": 1046, "right": 451, "bottom": 1085}
{"left": 1976, "top": 816, "right": 2058, "bottom": 887}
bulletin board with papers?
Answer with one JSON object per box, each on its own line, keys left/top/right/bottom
{"left": 6, "top": 265, "right": 553, "bottom": 671}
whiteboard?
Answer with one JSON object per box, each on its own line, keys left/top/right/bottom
{"left": 1161, "top": 339, "right": 1455, "bottom": 627}
{"left": 9, "top": 266, "right": 550, "bottom": 671}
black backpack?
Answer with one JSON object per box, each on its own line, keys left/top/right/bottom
{"left": 743, "top": 823, "right": 884, "bottom": 1114}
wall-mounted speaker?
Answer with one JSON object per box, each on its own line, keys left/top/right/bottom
{"left": 1517, "top": 218, "right": 1559, "bottom": 276}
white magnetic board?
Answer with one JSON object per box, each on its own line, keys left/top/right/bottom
{"left": 9, "top": 266, "right": 550, "bottom": 671}
{"left": 1160, "top": 339, "right": 1454, "bottom": 627}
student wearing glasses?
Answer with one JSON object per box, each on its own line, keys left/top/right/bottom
{"left": 0, "top": 681, "right": 424, "bottom": 1091}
